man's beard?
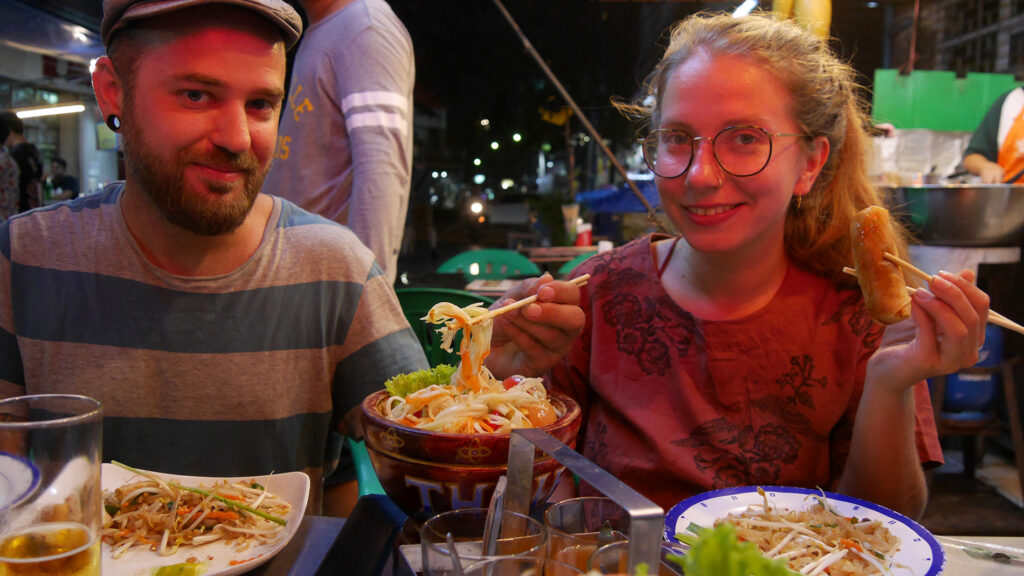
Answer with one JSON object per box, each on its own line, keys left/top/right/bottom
{"left": 121, "top": 112, "right": 265, "bottom": 236}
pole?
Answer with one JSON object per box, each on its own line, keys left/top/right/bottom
{"left": 492, "top": 0, "right": 664, "bottom": 230}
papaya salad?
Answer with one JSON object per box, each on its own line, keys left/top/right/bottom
{"left": 381, "top": 300, "right": 563, "bottom": 433}
{"left": 102, "top": 462, "right": 291, "bottom": 559}
{"left": 697, "top": 489, "right": 903, "bottom": 576}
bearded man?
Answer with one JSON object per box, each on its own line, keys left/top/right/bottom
{"left": 0, "top": 0, "right": 586, "bottom": 517}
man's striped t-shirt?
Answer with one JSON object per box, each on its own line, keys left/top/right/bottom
{"left": 0, "top": 183, "right": 428, "bottom": 511}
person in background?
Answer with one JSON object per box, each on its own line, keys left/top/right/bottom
{"left": 551, "top": 11, "right": 989, "bottom": 519}
{"left": 0, "top": 110, "right": 43, "bottom": 213}
{"left": 963, "top": 86, "right": 1024, "bottom": 184}
{"left": 47, "top": 156, "right": 80, "bottom": 201}
{"left": 0, "top": 115, "right": 19, "bottom": 222}
{"left": 0, "top": 0, "right": 583, "bottom": 517}
{"left": 263, "top": 0, "right": 414, "bottom": 285}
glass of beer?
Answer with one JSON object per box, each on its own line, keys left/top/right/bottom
{"left": 0, "top": 394, "right": 102, "bottom": 576}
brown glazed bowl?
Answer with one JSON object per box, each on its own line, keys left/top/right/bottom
{"left": 360, "top": 389, "right": 581, "bottom": 521}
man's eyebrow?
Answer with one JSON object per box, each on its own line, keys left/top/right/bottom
{"left": 171, "top": 72, "right": 224, "bottom": 87}
{"left": 170, "top": 73, "right": 284, "bottom": 101}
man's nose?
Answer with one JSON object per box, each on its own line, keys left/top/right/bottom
{"left": 210, "top": 104, "right": 251, "bottom": 154}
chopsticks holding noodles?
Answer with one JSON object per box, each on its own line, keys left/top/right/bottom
{"left": 842, "top": 257, "right": 1024, "bottom": 336}
{"left": 468, "top": 274, "right": 590, "bottom": 325}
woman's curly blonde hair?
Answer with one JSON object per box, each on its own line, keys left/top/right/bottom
{"left": 616, "top": 11, "right": 909, "bottom": 282}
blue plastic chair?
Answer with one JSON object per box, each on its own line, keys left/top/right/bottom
{"left": 395, "top": 287, "right": 495, "bottom": 367}
{"left": 436, "top": 249, "right": 540, "bottom": 281}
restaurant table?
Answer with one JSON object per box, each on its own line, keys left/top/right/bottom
{"left": 393, "top": 534, "right": 1024, "bottom": 576}
{"left": 525, "top": 245, "right": 598, "bottom": 264}
{"left": 247, "top": 493, "right": 411, "bottom": 575}
{"left": 938, "top": 535, "right": 1024, "bottom": 575}
{"left": 248, "top": 516, "right": 345, "bottom": 575}
{"left": 395, "top": 271, "right": 530, "bottom": 299}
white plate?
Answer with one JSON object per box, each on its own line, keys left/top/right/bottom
{"left": 0, "top": 453, "right": 39, "bottom": 510}
{"left": 664, "top": 486, "right": 945, "bottom": 576}
{"left": 101, "top": 463, "right": 310, "bottom": 576}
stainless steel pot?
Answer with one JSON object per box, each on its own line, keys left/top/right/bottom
{"left": 883, "top": 184, "right": 1024, "bottom": 246}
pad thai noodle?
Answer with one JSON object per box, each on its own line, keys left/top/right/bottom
{"left": 715, "top": 489, "right": 902, "bottom": 576}
{"left": 382, "top": 300, "right": 563, "bottom": 433}
{"left": 102, "top": 465, "right": 290, "bottom": 559}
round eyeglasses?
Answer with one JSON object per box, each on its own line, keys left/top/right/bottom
{"left": 640, "top": 125, "right": 808, "bottom": 179}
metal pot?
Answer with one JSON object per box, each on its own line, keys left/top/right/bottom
{"left": 883, "top": 184, "right": 1024, "bottom": 246}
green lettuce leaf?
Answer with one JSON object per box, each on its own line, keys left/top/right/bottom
{"left": 384, "top": 365, "right": 457, "bottom": 397}
{"left": 670, "top": 523, "right": 799, "bottom": 576}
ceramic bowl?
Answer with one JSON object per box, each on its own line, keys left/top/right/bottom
{"left": 360, "top": 389, "right": 581, "bottom": 520}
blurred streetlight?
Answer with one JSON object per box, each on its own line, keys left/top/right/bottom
{"left": 512, "top": 133, "right": 522, "bottom": 142}
{"left": 490, "top": 141, "right": 500, "bottom": 150}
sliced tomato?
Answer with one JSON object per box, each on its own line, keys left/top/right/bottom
{"left": 501, "top": 376, "right": 524, "bottom": 390}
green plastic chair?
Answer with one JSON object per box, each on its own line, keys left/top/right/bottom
{"left": 436, "top": 249, "right": 540, "bottom": 281}
{"left": 395, "top": 287, "right": 495, "bottom": 367}
{"left": 557, "top": 252, "right": 595, "bottom": 277}
{"left": 347, "top": 437, "right": 386, "bottom": 498}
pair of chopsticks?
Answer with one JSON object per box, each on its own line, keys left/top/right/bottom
{"left": 843, "top": 254, "right": 1024, "bottom": 335}
{"left": 468, "top": 274, "right": 590, "bottom": 325}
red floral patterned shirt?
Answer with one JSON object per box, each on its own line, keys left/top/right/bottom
{"left": 551, "top": 234, "right": 943, "bottom": 510}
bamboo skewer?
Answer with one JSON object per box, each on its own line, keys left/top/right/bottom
{"left": 842, "top": 265, "right": 1024, "bottom": 336}
{"left": 468, "top": 274, "right": 590, "bottom": 325}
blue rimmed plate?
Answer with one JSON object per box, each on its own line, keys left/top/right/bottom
{"left": 664, "top": 486, "right": 945, "bottom": 576}
{"left": 0, "top": 453, "right": 40, "bottom": 511}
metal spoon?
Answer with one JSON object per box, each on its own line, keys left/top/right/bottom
{"left": 481, "top": 475, "right": 507, "bottom": 557}
{"left": 446, "top": 532, "right": 465, "bottom": 576}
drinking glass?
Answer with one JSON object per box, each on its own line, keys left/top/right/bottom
{"left": 544, "top": 497, "right": 630, "bottom": 570}
{"left": 421, "top": 508, "right": 547, "bottom": 576}
{"left": 0, "top": 395, "right": 102, "bottom": 576}
{"left": 463, "top": 557, "right": 585, "bottom": 576}
{"left": 587, "top": 541, "right": 688, "bottom": 575}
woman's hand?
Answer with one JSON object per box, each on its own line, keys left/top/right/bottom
{"left": 868, "top": 269, "right": 990, "bottom": 389}
{"left": 484, "top": 273, "right": 586, "bottom": 379}
{"left": 844, "top": 269, "right": 986, "bottom": 518}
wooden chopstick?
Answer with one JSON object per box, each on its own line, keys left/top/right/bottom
{"left": 842, "top": 265, "right": 1024, "bottom": 336}
{"left": 468, "top": 274, "right": 590, "bottom": 325}
{"left": 881, "top": 252, "right": 1024, "bottom": 333}
{"left": 881, "top": 252, "right": 939, "bottom": 286}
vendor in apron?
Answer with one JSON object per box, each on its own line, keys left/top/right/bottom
{"left": 964, "top": 86, "right": 1024, "bottom": 183}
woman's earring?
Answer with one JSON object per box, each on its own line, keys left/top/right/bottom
{"left": 795, "top": 194, "right": 803, "bottom": 210}
{"left": 105, "top": 114, "right": 121, "bottom": 132}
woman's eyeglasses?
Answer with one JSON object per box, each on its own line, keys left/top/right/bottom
{"left": 640, "top": 125, "right": 807, "bottom": 179}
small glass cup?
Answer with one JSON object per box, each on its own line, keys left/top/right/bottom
{"left": 0, "top": 394, "right": 102, "bottom": 576}
{"left": 463, "top": 557, "right": 585, "bottom": 576}
{"left": 544, "top": 497, "right": 630, "bottom": 570}
{"left": 421, "top": 508, "right": 547, "bottom": 576}
{"left": 587, "top": 541, "right": 688, "bottom": 575}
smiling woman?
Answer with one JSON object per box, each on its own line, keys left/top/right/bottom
{"left": 548, "top": 11, "right": 991, "bottom": 521}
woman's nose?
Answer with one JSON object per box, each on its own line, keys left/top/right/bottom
{"left": 685, "top": 138, "right": 724, "bottom": 189}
